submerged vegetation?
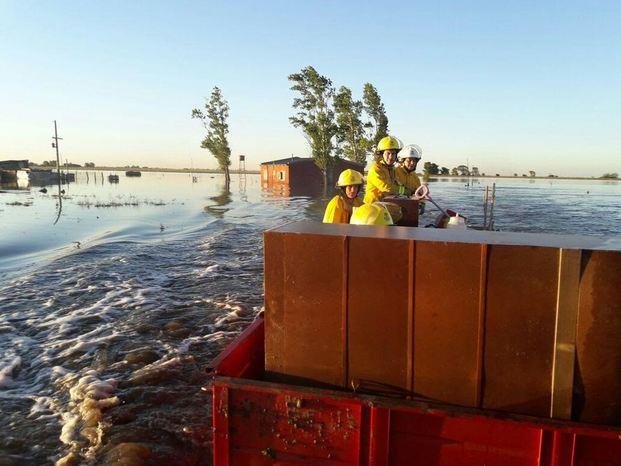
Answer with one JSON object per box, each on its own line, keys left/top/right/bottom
{"left": 5, "top": 200, "right": 33, "bottom": 206}
{"left": 76, "top": 198, "right": 172, "bottom": 208}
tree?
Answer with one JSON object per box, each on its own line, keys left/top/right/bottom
{"left": 423, "top": 162, "right": 439, "bottom": 177}
{"left": 288, "top": 66, "right": 338, "bottom": 182}
{"left": 471, "top": 167, "right": 480, "bottom": 176}
{"left": 334, "top": 86, "right": 368, "bottom": 165}
{"left": 440, "top": 167, "right": 450, "bottom": 175}
{"left": 362, "top": 83, "right": 389, "bottom": 150}
{"left": 600, "top": 172, "right": 619, "bottom": 179}
{"left": 450, "top": 167, "right": 458, "bottom": 176}
{"left": 84, "top": 162, "right": 95, "bottom": 168}
{"left": 192, "top": 86, "right": 232, "bottom": 185}
{"left": 529, "top": 170, "right": 536, "bottom": 177}
{"left": 456, "top": 165, "right": 470, "bottom": 176}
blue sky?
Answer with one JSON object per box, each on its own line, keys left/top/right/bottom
{"left": 1, "top": 0, "right": 620, "bottom": 176}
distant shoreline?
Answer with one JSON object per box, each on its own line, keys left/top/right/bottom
{"left": 425, "top": 175, "right": 618, "bottom": 181}
{"left": 30, "top": 166, "right": 618, "bottom": 181}
{"left": 51, "top": 166, "right": 261, "bottom": 175}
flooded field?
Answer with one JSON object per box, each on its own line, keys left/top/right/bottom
{"left": 0, "top": 171, "right": 620, "bottom": 465}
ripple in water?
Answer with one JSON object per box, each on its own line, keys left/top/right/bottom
{"left": 0, "top": 217, "right": 269, "bottom": 465}
{"left": 0, "top": 175, "right": 619, "bottom": 464}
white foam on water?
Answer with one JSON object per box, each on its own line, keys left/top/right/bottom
{"left": 56, "top": 331, "right": 121, "bottom": 359}
{"left": 208, "top": 297, "right": 258, "bottom": 328}
{"left": 55, "top": 369, "right": 119, "bottom": 465}
{"left": 0, "top": 355, "right": 22, "bottom": 389}
{"left": 132, "top": 355, "right": 182, "bottom": 374}
{"left": 175, "top": 330, "right": 241, "bottom": 354}
{"left": 197, "top": 263, "right": 220, "bottom": 277}
{"left": 28, "top": 395, "right": 61, "bottom": 420}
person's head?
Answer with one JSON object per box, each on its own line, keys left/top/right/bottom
{"left": 336, "top": 169, "right": 364, "bottom": 199}
{"left": 375, "top": 136, "right": 402, "bottom": 166}
{"left": 350, "top": 203, "right": 394, "bottom": 226}
{"left": 399, "top": 144, "right": 422, "bottom": 172}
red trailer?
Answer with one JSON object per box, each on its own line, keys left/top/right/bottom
{"left": 208, "top": 316, "right": 621, "bottom": 466}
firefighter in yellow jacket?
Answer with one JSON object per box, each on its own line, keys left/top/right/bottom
{"left": 395, "top": 144, "right": 422, "bottom": 195}
{"left": 363, "top": 136, "right": 406, "bottom": 204}
{"left": 323, "top": 169, "right": 364, "bottom": 224}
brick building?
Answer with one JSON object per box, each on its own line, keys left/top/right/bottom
{"left": 260, "top": 157, "right": 365, "bottom": 196}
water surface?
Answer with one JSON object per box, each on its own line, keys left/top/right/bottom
{"left": 0, "top": 172, "right": 619, "bottom": 465}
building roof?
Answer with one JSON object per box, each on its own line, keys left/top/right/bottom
{"left": 260, "top": 157, "right": 365, "bottom": 169}
{"left": 260, "top": 156, "right": 309, "bottom": 166}
{"left": 0, "top": 160, "right": 29, "bottom": 170}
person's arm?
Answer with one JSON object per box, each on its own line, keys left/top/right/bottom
{"left": 368, "top": 164, "right": 398, "bottom": 194}
{"left": 393, "top": 168, "right": 412, "bottom": 195}
{"left": 323, "top": 196, "right": 347, "bottom": 223}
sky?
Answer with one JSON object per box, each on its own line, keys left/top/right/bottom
{"left": 1, "top": 0, "right": 620, "bottom": 177}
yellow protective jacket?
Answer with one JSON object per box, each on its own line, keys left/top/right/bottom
{"left": 363, "top": 161, "right": 400, "bottom": 204}
{"left": 394, "top": 166, "right": 422, "bottom": 195}
{"left": 323, "top": 195, "right": 363, "bottom": 224}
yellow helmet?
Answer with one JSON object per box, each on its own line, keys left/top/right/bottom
{"left": 336, "top": 169, "right": 364, "bottom": 187}
{"left": 376, "top": 136, "right": 403, "bottom": 153}
{"left": 350, "top": 203, "right": 394, "bottom": 226}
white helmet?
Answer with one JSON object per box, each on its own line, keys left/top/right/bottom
{"left": 399, "top": 144, "right": 422, "bottom": 161}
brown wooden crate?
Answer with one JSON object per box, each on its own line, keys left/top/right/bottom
{"left": 483, "top": 245, "right": 559, "bottom": 417}
{"left": 264, "top": 231, "right": 286, "bottom": 375}
{"left": 277, "top": 232, "right": 348, "bottom": 387}
{"left": 413, "top": 241, "right": 485, "bottom": 406}
{"left": 575, "top": 251, "right": 621, "bottom": 424}
{"left": 347, "top": 236, "right": 412, "bottom": 390}
{"left": 550, "top": 249, "right": 582, "bottom": 420}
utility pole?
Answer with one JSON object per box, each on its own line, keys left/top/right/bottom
{"left": 52, "top": 120, "right": 63, "bottom": 195}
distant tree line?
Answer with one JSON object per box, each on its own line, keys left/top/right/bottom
{"left": 422, "top": 162, "right": 480, "bottom": 179}
{"left": 38, "top": 160, "right": 84, "bottom": 168}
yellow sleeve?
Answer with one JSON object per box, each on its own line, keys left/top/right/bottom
{"left": 395, "top": 168, "right": 421, "bottom": 195}
{"left": 367, "top": 163, "right": 396, "bottom": 194}
{"left": 323, "top": 196, "right": 349, "bottom": 224}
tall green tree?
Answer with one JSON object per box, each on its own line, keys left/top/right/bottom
{"left": 191, "top": 86, "right": 232, "bottom": 185}
{"left": 363, "top": 83, "right": 389, "bottom": 150}
{"left": 334, "top": 86, "right": 368, "bottom": 165}
{"left": 423, "top": 161, "right": 440, "bottom": 178}
{"left": 288, "top": 66, "right": 338, "bottom": 181}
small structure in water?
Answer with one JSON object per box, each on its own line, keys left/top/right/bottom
{"left": 125, "top": 170, "right": 141, "bottom": 177}
{"left": 108, "top": 174, "right": 120, "bottom": 183}
{"left": 260, "top": 156, "right": 364, "bottom": 196}
{"left": 61, "top": 172, "right": 76, "bottom": 183}
{"left": 0, "top": 159, "right": 29, "bottom": 183}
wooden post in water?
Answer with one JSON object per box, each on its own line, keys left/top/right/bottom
{"left": 52, "top": 121, "right": 64, "bottom": 225}
{"left": 483, "top": 186, "right": 489, "bottom": 228}
{"left": 52, "top": 120, "right": 62, "bottom": 196}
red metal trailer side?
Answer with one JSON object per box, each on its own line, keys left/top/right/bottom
{"left": 208, "top": 317, "right": 621, "bottom": 466}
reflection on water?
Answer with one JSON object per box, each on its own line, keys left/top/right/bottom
{"left": 204, "top": 184, "right": 232, "bottom": 218}
{"left": 0, "top": 171, "right": 620, "bottom": 464}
